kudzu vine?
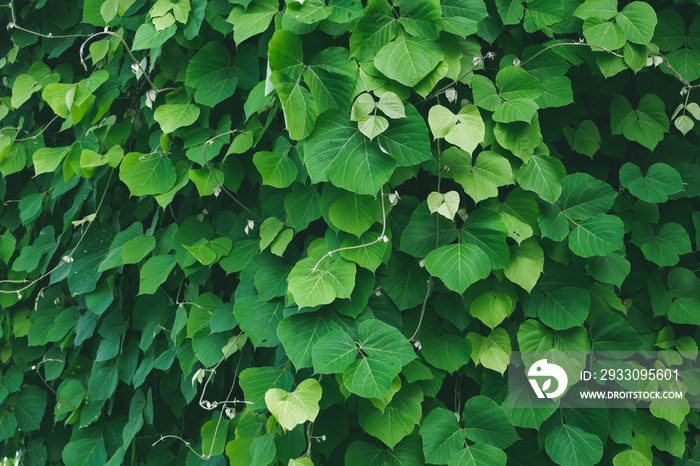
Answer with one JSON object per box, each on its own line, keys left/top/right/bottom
{"left": 1, "top": 0, "right": 700, "bottom": 465}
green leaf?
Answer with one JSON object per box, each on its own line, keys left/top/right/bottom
{"left": 377, "top": 91, "right": 405, "bottom": 119}
{"left": 288, "top": 254, "right": 356, "bottom": 309}
{"left": 569, "top": 215, "right": 624, "bottom": 258}
{"left": 563, "top": 120, "right": 601, "bottom": 158}
{"left": 538, "top": 287, "right": 591, "bottom": 330}
{"left": 517, "top": 154, "right": 565, "bottom": 203}
{"left": 619, "top": 163, "right": 683, "bottom": 203}
{"left": 583, "top": 18, "right": 627, "bottom": 50}
{"left": 377, "top": 103, "right": 432, "bottom": 167}
{"left": 668, "top": 298, "right": 700, "bottom": 325}
{"left": 610, "top": 94, "right": 669, "bottom": 150}
{"left": 13, "top": 385, "right": 46, "bottom": 431}
{"left": 234, "top": 296, "right": 285, "bottom": 347}
{"left": 119, "top": 152, "right": 177, "bottom": 196}
{"left": 185, "top": 42, "right": 237, "bottom": 107}
{"left": 253, "top": 151, "right": 298, "bottom": 188}
{"left": 374, "top": 36, "right": 444, "bottom": 87}
{"left": 665, "top": 48, "right": 700, "bottom": 83}
{"left": 559, "top": 173, "right": 617, "bottom": 220}
{"left": 428, "top": 105, "right": 485, "bottom": 154}
{"left": 420, "top": 408, "right": 467, "bottom": 464}
{"left": 381, "top": 256, "right": 430, "bottom": 310}
{"left": 503, "top": 238, "right": 543, "bottom": 292}
{"left": 343, "top": 320, "right": 415, "bottom": 399}
{"left": 545, "top": 425, "right": 603, "bottom": 466}
{"left": 201, "top": 419, "right": 229, "bottom": 456}
{"left": 588, "top": 253, "right": 630, "bottom": 288}
{"left": 421, "top": 331, "right": 471, "bottom": 373}
{"left": 399, "top": 0, "right": 442, "bottom": 40}
{"left": 271, "top": 73, "right": 318, "bottom": 141}
{"left": 132, "top": 23, "right": 176, "bottom": 50}
{"left": 493, "top": 117, "right": 542, "bottom": 162}
{"left": 470, "top": 292, "right": 513, "bottom": 329}
{"left": 574, "top": 0, "right": 617, "bottom": 20}
{"left": 459, "top": 209, "right": 509, "bottom": 270}
{"left": 11, "top": 74, "right": 41, "bottom": 109}
{"left": 349, "top": 0, "right": 397, "bottom": 62}
{"left": 448, "top": 444, "right": 507, "bottom": 466}
{"left": 226, "top": 0, "right": 278, "bottom": 45}
{"left": 61, "top": 438, "right": 107, "bottom": 466}
{"left": 493, "top": 98, "right": 539, "bottom": 123}
{"left": 425, "top": 244, "right": 491, "bottom": 294}
{"left": 329, "top": 193, "right": 382, "bottom": 237}
{"left": 495, "top": 0, "right": 524, "bottom": 25}
{"left": 363, "top": 405, "right": 415, "bottom": 449}
{"left": 634, "top": 222, "right": 691, "bottom": 267}
{"left": 240, "top": 367, "right": 293, "bottom": 410}
{"left": 312, "top": 329, "right": 357, "bottom": 374}
{"left": 496, "top": 66, "right": 544, "bottom": 101}
{"left": 616, "top": 2, "right": 657, "bottom": 44}
{"left": 304, "top": 47, "right": 357, "bottom": 114}
{"left": 0, "top": 412, "right": 17, "bottom": 442}
{"left": 154, "top": 104, "right": 201, "bottom": 134}
{"left": 463, "top": 396, "right": 518, "bottom": 449}
{"left": 454, "top": 151, "right": 512, "bottom": 204}
{"left": 87, "top": 362, "right": 118, "bottom": 401}
{"left": 41, "top": 83, "right": 75, "bottom": 118}
{"left": 358, "top": 115, "right": 389, "bottom": 140}
{"left": 304, "top": 112, "right": 397, "bottom": 195}
{"left": 277, "top": 313, "right": 339, "bottom": 369}
{"left": 138, "top": 255, "right": 177, "bottom": 295}
{"left": 122, "top": 236, "right": 156, "bottom": 264}
{"left": 33, "top": 147, "right": 70, "bottom": 175}
{"left": 265, "top": 378, "right": 321, "bottom": 430}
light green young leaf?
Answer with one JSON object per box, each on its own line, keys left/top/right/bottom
{"left": 503, "top": 238, "right": 543, "bottom": 292}
{"left": 265, "top": 378, "right": 322, "bottom": 430}
{"left": 119, "top": 152, "right": 176, "bottom": 196}
{"left": 428, "top": 104, "right": 485, "bottom": 154}
{"left": 153, "top": 104, "right": 200, "bottom": 134}
{"left": 358, "top": 115, "right": 389, "bottom": 140}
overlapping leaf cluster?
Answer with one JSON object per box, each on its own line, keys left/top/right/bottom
{"left": 1, "top": 0, "right": 700, "bottom": 464}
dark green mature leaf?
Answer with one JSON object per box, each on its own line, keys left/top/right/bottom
{"left": 374, "top": 36, "right": 444, "bottom": 87}
{"left": 619, "top": 163, "right": 683, "bottom": 203}
{"left": 538, "top": 287, "right": 590, "bottom": 330}
{"left": 277, "top": 313, "right": 340, "bottom": 369}
{"left": 421, "top": 407, "right": 467, "bottom": 464}
{"left": 463, "top": 396, "right": 519, "bottom": 449}
{"left": 13, "top": 386, "right": 46, "bottom": 431}
{"left": 425, "top": 244, "right": 491, "bottom": 294}
{"left": 185, "top": 42, "right": 237, "bottom": 107}
{"left": 62, "top": 438, "right": 108, "bottom": 466}
{"left": 545, "top": 425, "right": 603, "bottom": 466}
{"left": 304, "top": 112, "right": 397, "bottom": 195}
{"left": 349, "top": 0, "right": 398, "bottom": 61}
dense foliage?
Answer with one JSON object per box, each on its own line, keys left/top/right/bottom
{"left": 1, "top": 0, "right": 700, "bottom": 464}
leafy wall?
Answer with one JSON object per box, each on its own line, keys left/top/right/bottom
{"left": 1, "top": 0, "right": 700, "bottom": 464}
